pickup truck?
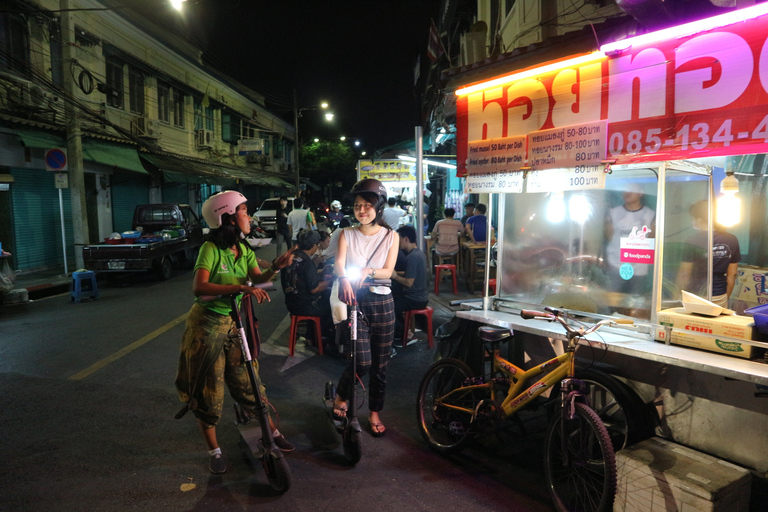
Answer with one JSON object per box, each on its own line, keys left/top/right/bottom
{"left": 83, "top": 204, "right": 204, "bottom": 280}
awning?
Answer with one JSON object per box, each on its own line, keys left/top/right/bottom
{"left": 14, "top": 129, "right": 147, "bottom": 174}
{"left": 81, "top": 141, "right": 147, "bottom": 174}
{"left": 300, "top": 177, "right": 320, "bottom": 190}
{"left": 140, "top": 153, "right": 234, "bottom": 186}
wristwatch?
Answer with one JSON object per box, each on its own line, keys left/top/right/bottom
{"left": 371, "top": 268, "right": 376, "bottom": 277}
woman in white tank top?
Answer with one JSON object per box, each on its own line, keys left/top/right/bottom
{"left": 333, "top": 179, "right": 400, "bottom": 437}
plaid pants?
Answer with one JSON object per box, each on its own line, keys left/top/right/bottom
{"left": 336, "top": 289, "right": 395, "bottom": 412}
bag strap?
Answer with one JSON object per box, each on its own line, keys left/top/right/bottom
{"left": 364, "top": 229, "right": 391, "bottom": 269}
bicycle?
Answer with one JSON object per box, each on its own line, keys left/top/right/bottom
{"left": 416, "top": 306, "right": 633, "bottom": 512}
{"left": 221, "top": 286, "right": 292, "bottom": 493}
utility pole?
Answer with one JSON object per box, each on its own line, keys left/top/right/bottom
{"left": 293, "top": 89, "right": 300, "bottom": 197}
{"left": 61, "top": 0, "right": 89, "bottom": 268}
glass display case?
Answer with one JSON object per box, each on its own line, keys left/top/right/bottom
{"left": 492, "top": 161, "right": 718, "bottom": 321}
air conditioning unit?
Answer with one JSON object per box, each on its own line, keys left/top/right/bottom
{"left": 196, "top": 129, "right": 214, "bottom": 148}
{"left": 12, "top": 80, "right": 54, "bottom": 107}
{"left": 131, "top": 116, "right": 159, "bottom": 139}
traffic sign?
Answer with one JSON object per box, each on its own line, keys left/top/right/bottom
{"left": 45, "top": 148, "right": 68, "bottom": 171}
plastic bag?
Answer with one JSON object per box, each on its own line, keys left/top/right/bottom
{"left": 330, "top": 279, "right": 347, "bottom": 324}
{"left": 0, "top": 259, "right": 16, "bottom": 293}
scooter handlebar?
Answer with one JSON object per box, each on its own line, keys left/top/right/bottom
{"left": 199, "top": 282, "right": 275, "bottom": 301}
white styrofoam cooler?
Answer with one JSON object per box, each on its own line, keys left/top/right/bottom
{"left": 615, "top": 437, "right": 751, "bottom": 512}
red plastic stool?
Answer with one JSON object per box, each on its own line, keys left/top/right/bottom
{"left": 402, "top": 307, "right": 434, "bottom": 349}
{"left": 434, "top": 264, "right": 458, "bottom": 295}
{"left": 288, "top": 315, "right": 324, "bottom": 356}
{"left": 488, "top": 279, "right": 497, "bottom": 295}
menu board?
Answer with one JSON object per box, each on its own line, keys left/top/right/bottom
{"left": 465, "top": 135, "right": 526, "bottom": 193}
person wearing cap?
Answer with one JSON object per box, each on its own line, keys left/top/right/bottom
{"left": 281, "top": 229, "right": 334, "bottom": 346}
{"left": 604, "top": 183, "right": 656, "bottom": 293}
{"left": 332, "top": 178, "right": 400, "bottom": 438}
{"left": 175, "top": 191, "right": 297, "bottom": 475}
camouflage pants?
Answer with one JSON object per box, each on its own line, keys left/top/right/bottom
{"left": 175, "top": 303, "right": 265, "bottom": 428}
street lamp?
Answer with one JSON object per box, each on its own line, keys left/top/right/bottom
{"left": 293, "top": 92, "right": 331, "bottom": 196}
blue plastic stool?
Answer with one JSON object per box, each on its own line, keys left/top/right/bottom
{"left": 71, "top": 271, "right": 99, "bottom": 303}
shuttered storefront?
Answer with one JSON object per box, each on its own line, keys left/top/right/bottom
{"left": 10, "top": 168, "right": 74, "bottom": 271}
{"left": 111, "top": 172, "right": 150, "bottom": 232}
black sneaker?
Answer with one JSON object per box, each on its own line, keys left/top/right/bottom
{"left": 272, "top": 431, "right": 295, "bottom": 452}
{"left": 209, "top": 453, "right": 227, "bottom": 474}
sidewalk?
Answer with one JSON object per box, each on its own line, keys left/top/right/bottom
{"left": 3, "top": 265, "right": 72, "bottom": 303}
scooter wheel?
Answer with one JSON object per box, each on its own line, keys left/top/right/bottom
{"left": 342, "top": 429, "right": 362, "bottom": 465}
{"left": 263, "top": 449, "right": 292, "bottom": 493}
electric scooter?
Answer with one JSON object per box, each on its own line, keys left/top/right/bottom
{"left": 222, "top": 283, "right": 292, "bottom": 492}
{"left": 323, "top": 277, "right": 390, "bottom": 465}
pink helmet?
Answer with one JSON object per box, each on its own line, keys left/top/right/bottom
{"left": 202, "top": 190, "right": 247, "bottom": 228}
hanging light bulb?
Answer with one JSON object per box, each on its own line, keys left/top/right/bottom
{"left": 717, "top": 173, "right": 741, "bottom": 227}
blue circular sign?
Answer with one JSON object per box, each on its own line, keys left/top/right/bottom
{"left": 619, "top": 263, "right": 634, "bottom": 281}
{"left": 45, "top": 148, "right": 67, "bottom": 170}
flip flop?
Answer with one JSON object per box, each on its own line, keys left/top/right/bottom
{"left": 368, "top": 418, "right": 386, "bottom": 438}
{"left": 332, "top": 402, "right": 348, "bottom": 421}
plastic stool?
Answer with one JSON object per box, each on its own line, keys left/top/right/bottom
{"left": 402, "top": 307, "right": 434, "bottom": 348}
{"left": 488, "top": 279, "right": 497, "bottom": 295}
{"left": 288, "top": 315, "right": 324, "bottom": 356}
{"left": 434, "top": 264, "right": 458, "bottom": 295}
{"left": 70, "top": 270, "right": 99, "bottom": 303}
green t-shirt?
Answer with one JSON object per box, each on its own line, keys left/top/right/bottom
{"left": 194, "top": 241, "right": 258, "bottom": 315}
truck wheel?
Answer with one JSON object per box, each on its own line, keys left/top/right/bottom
{"left": 157, "top": 258, "right": 172, "bottom": 280}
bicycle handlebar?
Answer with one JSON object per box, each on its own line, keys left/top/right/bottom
{"left": 520, "top": 308, "right": 634, "bottom": 337}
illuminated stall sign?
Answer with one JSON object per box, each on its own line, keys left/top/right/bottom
{"left": 358, "top": 160, "right": 419, "bottom": 183}
{"left": 455, "top": 5, "right": 768, "bottom": 178}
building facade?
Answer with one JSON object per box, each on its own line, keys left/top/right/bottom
{"left": 0, "top": 0, "right": 295, "bottom": 271}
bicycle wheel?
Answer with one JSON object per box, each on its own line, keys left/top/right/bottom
{"left": 262, "top": 449, "right": 291, "bottom": 493}
{"left": 416, "top": 358, "right": 482, "bottom": 454}
{"left": 544, "top": 402, "right": 616, "bottom": 512}
{"left": 576, "top": 369, "right": 654, "bottom": 451}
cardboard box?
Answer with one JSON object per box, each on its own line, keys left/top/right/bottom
{"left": 655, "top": 308, "right": 755, "bottom": 359}
{"left": 732, "top": 266, "right": 768, "bottom": 306}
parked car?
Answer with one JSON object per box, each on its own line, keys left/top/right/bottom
{"left": 251, "top": 197, "right": 299, "bottom": 234}
{"left": 83, "top": 204, "right": 204, "bottom": 280}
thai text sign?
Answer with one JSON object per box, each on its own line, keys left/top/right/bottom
{"left": 455, "top": 9, "right": 768, "bottom": 176}
{"left": 466, "top": 135, "right": 525, "bottom": 192}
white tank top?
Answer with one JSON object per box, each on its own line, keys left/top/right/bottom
{"left": 342, "top": 226, "right": 395, "bottom": 294}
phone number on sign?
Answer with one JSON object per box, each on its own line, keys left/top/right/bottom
{"left": 608, "top": 115, "right": 768, "bottom": 156}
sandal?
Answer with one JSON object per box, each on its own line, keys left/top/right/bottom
{"left": 368, "top": 417, "right": 386, "bottom": 438}
{"left": 332, "top": 400, "right": 348, "bottom": 421}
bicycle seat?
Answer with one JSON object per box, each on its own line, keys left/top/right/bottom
{"left": 477, "top": 326, "right": 513, "bottom": 342}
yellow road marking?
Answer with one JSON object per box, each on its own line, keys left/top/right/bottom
{"left": 68, "top": 313, "right": 188, "bottom": 381}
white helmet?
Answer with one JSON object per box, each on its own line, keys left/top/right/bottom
{"left": 202, "top": 190, "right": 247, "bottom": 228}
{"left": 331, "top": 200, "right": 341, "bottom": 209}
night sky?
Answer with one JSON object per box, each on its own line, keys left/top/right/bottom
{"left": 183, "top": 0, "right": 442, "bottom": 154}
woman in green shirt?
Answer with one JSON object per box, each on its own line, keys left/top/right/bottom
{"left": 175, "top": 190, "right": 296, "bottom": 474}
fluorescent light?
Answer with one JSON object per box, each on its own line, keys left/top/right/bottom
{"left": 601, "top": 3, "right": 768, "bottom": 54}
{"left": 398, "top": 155, "right": 457, "bottom": 169}
{"left": 455, "top": 51, "right": 605, "bottom": 96}
{"left": 171, "top": 0, "right": 186, "bottom": 10}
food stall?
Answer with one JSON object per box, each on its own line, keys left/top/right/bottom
{"left": 446, "top": 3, "right": 768, "bottom": 487}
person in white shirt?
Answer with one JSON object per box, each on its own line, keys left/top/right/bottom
{"left": 287, "top": 197, "right": 311, "bottom": 243}
{"left": 382, "top": 197, "right": 406, "bottom": 231}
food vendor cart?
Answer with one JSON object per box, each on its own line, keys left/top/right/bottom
{"left": 444, "top": 3, "right": 768, "bottom": 495}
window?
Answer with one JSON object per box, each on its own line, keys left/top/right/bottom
{"left": 129, "top": 68, "right": 144, "bottom": 114}
{"left": 193, "top": 98, "right": 214, "bottom": 131}
{"left": 0, "top": 12, "right": 30, "bottom": 74}
{"left": 50, "top": 25, "right": 63, "bottom": 86}
{"left": 105, "top": 58, "right": 124, "bottom": 109}
{"left": 158, "top": 82, "right": 170, "bottom": 123}
{"left": 222, "top": 112, "right": 236, "bottom": 143}
{"left": 172, "top": 89, "right": 184, "bottom": 127}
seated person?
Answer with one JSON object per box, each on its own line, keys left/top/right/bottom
{"left": 431, "top": 207, "right": 464, "bottom": 257}
{"left": 312, "top": 230, "right": 331, "bottom": 268}
{"left": 323, "top": 218, "right": 352, "bottom": 266}
{"left": 281, "top": 229, "right": 334, "bottom": 344}
{"left": 465, "top": 203, "right": 489, "bottom": 243}
{"left": 391, "top": 225, "right": 429, "bottom": 342}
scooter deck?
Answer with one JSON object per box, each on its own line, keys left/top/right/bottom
{"left": 237, "top": 422, "right": 266, "bottom": 458}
